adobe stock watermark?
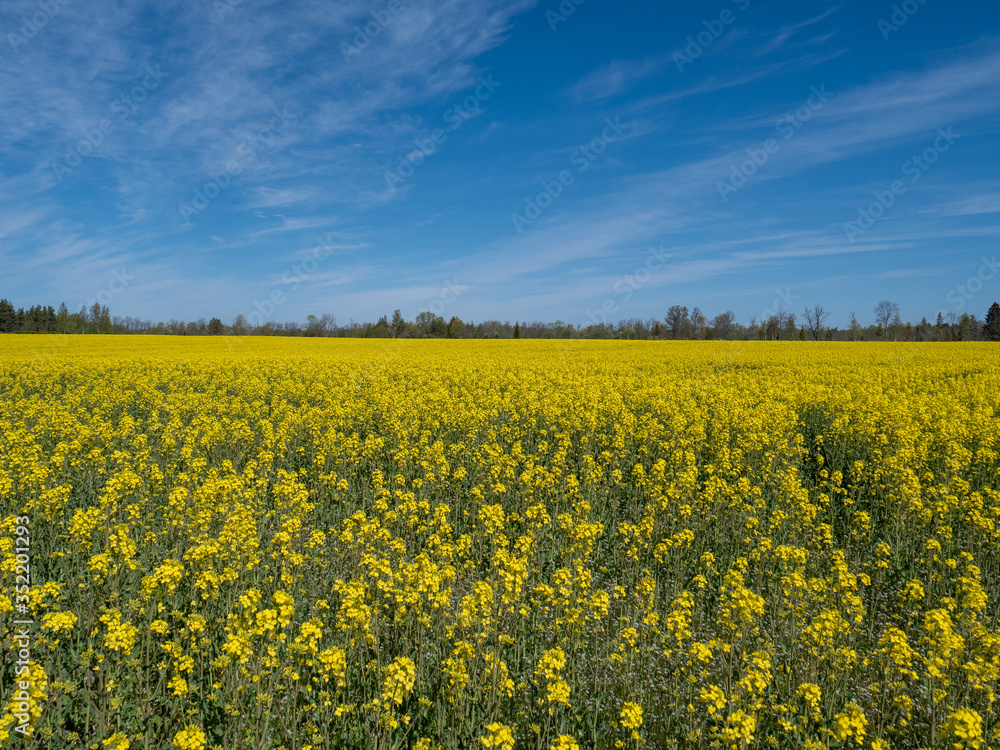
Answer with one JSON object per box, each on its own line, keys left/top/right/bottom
{"left": 842, "top": 127, "right": 959, "bottom": 243}
{"left": 674, "top": 0, "right": 751, "bottom": 72}
{"left": 50, "top": 63, "right": 168, "bottom": 184}
{"left": 946, "top": 256, "right": 999, "bottom": 312}
{"left": 878, "top": 0, "right": 929, "bottom": 41}
{"left": 585, "top": 245, "right": 671, "bottom": 325}
{"left": 342, "top": 0, "right": 405, "bottom": 60}
{"left": 384, "top": 75, "right": 500, "bottom": 189}
{"left": 246, "top": 233, "right": 339, "bottom": 326}
{"left": 10, "top": 514, "right": 32, "bottom": 737}
{"left": 717, "top": 85, "right": 832, "bottom": 202}
{"left": 213, "top": 0, "right": 246, "bottom": 22}
{"left": 179, "top": 107, "right": 295, "bottom": 223}
{"left": 510, "top": 116, "right": 625, "bottom": 233}
{"left": 7, "top": 0, "right": 70, "bottom": 54}
{"left": 85, "top": 268, "right": 135, "bottom": 310}
{"left": 546, "top": 0, "right": 587, "bottom": 31}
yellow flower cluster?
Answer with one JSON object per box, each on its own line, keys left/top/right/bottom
{"left": 481, "top": 722, "right": 515, "bottom": 749}
{"left": 381, "top": 657, "right": 416, "bottom": 705}
{"left": 97, "top": 609, "right": 140, "bottom": 654}
{"left": 833, "top": 702, "right": 867, "bottom": 745}
{"left": 943, "top": 708, "right": 984, "bottom": 749}
{"left": 40, "top": 611, "right": 78, "bottom": 633}
{"left": 172, "top": 726, "right": 206, "bottom": 750}
{"left": 102, "top": 732, "right": 130, "bottom": 750}
{"left": 619, "top": 702, "right": 643, "bottom": 730}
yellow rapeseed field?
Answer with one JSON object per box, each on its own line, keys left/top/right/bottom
{"left": 2, "top": 336, "right": 1000, "bottom": 749}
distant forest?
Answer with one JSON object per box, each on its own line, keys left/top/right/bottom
{"left": 2, "top": 298, "right": 999, "bottom": 342}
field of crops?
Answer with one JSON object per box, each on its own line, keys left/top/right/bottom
{"left": 2, "top": 337, "right": 1000, "bottom": 749}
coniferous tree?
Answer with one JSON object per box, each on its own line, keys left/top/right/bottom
{"left": 0, "top": 299, "right": 16, "bottom": 332}
{"left": 935, "top": 312, "right": 951, "bottom": 341}
{"left": 984, "top": 302, "right": 1000, "bottom": 342}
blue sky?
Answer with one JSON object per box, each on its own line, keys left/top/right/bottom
{"left": 1, "top": 0, "right": 999, "bottom": 328}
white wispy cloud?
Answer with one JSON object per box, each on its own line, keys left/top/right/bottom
{"left": 755, "top": 7, "right": 840, "bottom": 56}
{"left": 572, "top": 57, "right": 667, "bottom": 103}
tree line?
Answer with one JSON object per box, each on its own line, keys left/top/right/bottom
{"left": 1, "top": 297, "right": 999, "bottom": 342}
